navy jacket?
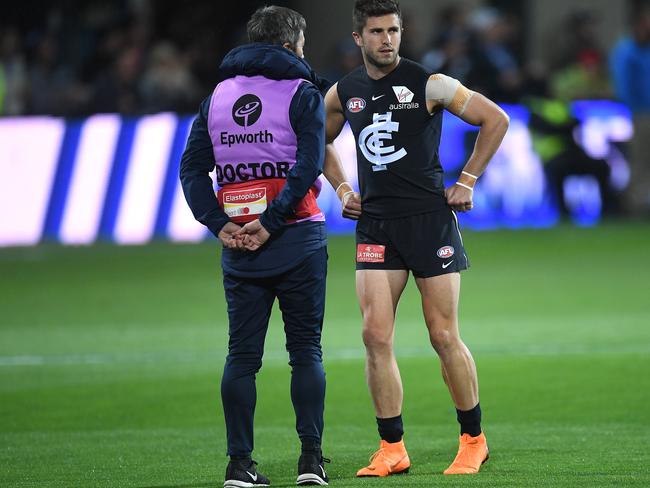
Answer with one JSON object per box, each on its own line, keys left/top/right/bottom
{"left": 180, "top": 44, "right": 330, "bottom": 277}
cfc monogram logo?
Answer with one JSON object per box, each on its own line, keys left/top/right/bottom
{"left": 358, "top": 112, "right": 408, "bottom": 171}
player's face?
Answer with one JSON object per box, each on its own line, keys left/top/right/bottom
{"left": 353, "top": 14, "right": 401, "bottom": 68}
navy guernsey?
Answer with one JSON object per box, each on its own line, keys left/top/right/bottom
{"left": 337, "top": 58, "right": 447, "bottom": 218}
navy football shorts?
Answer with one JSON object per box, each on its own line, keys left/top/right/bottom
{"left": 355, "top": 207, "right": 469, "bottom": 278}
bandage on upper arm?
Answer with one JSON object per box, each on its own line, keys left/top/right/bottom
{"left": 426, "top": 73, "right": 474, "bottom": 115}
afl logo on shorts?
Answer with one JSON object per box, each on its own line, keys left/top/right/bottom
{"left": 436, "top": 246, "right": 455, "bottom": 259}
{"left": 347, "top": 97, "right": 366, "bottom": 113}
{"left": 232, "top": 94, "right": 262, "bottom": 127}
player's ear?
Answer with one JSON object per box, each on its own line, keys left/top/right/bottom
{"left": 282, "top": 41, "right": 295, "bottom": 53}
{"left": 352, "top": 31, "right": 363, "bottom": 47}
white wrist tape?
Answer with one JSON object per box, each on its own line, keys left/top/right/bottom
{"left": 455, "top": 181, "right": 474, "bottom": 191}
{"left": 461, "top": 170, "right": 479, "bottom": 180}
{"left": 335, "top": 181, "right": 351, "bottom": 194}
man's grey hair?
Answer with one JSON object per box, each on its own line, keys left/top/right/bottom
{"left": 247, "top": 5, "right": 306, "bottom": 48}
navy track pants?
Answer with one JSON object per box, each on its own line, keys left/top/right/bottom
{"left": 221, "top": 246, "right": 327, "bottom": 457}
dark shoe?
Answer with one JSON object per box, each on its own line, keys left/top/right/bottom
{"left": 297, "top": 451, "right": 330, "bottom": 485}
{"left": 224, "top": 458, "right": 270, "bottom": 487}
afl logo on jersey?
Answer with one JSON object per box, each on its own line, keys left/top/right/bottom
{"left": 347, "top": 97, "right": 366, "bottom": 113}
{"left": 232, "top": 94, "right": 262, "bottom": 127}
{"left": 436, "top": 246, "right": 455, "bottom": 259}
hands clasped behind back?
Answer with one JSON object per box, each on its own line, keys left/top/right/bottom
{"left": 218, "top": 220, "right": 270, "bottom": 252}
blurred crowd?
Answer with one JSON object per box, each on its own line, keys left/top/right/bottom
{"left": 419, "top": 4, "right": 613, "bottom": 103}
{"left": 0, "top": 0, "right": 637, "bottom": 117}
{"left": 0, "top": 0, "right": 253, "bottom": 116}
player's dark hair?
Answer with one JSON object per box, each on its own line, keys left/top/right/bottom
{"left": 247, "top": 6, "right": 306, "bottom": 49}
{"left": 353, "top": 0, "right": 402, "bottom": 33}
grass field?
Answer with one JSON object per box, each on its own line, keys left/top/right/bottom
{"left": 1, "top": 223, "right": 649, "bottom": 487}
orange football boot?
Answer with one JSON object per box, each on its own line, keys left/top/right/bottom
{"left": 356, "top": 439, "right": 411, "bottom": 477}
{"left": 443, "top": 432, "right": 489, "bottom": 474}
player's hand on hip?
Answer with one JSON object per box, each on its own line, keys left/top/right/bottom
{"left": 218, "top": 222, "right": 244, "bottom": 250}
{"left": 341, "top": 191, "right": 362, "bottom": 220}
{"left": 445, "top": 184, "right": 474, "bottom": 212}
{"left": 235, "top": 219, "right": 270, "bottom": 251}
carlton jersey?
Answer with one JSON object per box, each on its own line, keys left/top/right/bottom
{"left": 337, "top": 58, "right": 447, "bottom": 218}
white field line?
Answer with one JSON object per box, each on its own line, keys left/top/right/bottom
{"left": 1, "top": 343, "right": 649, "bottom": 367}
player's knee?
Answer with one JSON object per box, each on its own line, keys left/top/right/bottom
{"left": 428, "top": 328, "right": 458, "bottom": 352}
{"left": 362, "top": 326, "right": 393, "bottom": 351}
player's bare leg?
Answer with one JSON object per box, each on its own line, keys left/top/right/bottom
{"left": 416, "top": 273, "right": 477, "bottom": 408}
{"left": 416, "top": 272, "right": 488, "bottom": 474}
{"left": 355, "top": 269, "right": 411, "bottom": 477}
{"left": 357, "top": 269, "right": 407, "bottom": 417}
